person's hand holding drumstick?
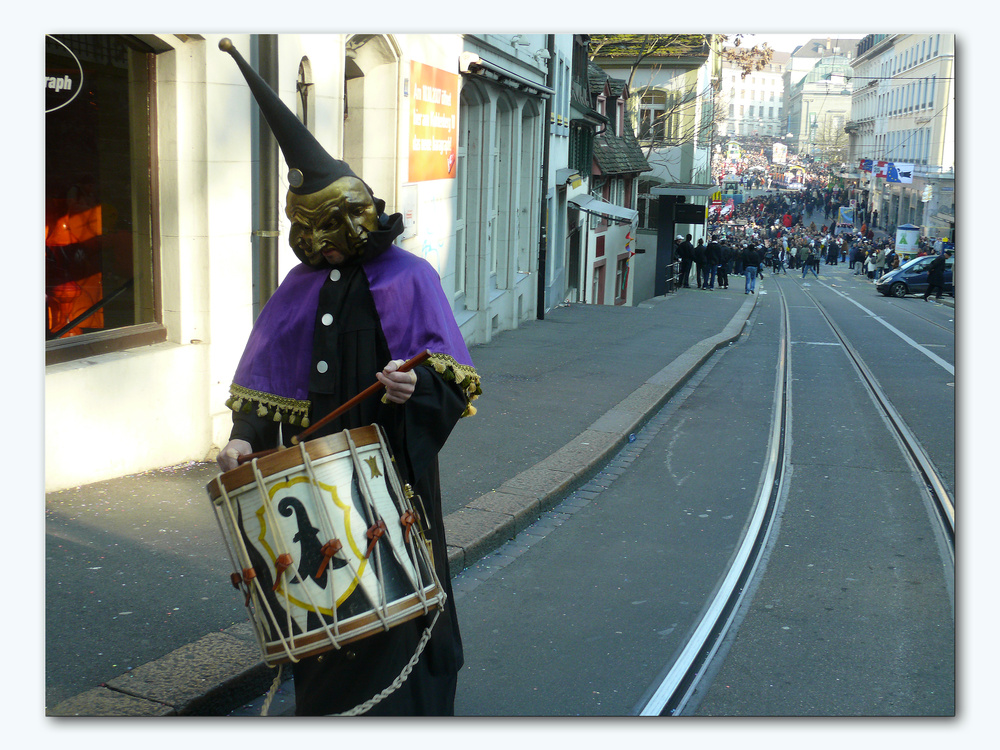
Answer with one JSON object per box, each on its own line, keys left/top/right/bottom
{"left": 218, "top": 438, "right": 253, "bottom": 472}
{"left": 377, "top": 359, "right": 418, "bottom": 404}
{"left": 217, "top": 358, "right": 420, "bottom": 472}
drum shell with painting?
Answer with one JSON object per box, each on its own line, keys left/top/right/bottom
{"left": 206, "top": 425, "right": 445, "bottom": 666}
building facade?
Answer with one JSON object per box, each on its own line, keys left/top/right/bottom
{"left": 577, "top": 62, "right": 648, "bottom": 306}
{"left": 785, "top": 55, "right": 854, "bottom": 164}
{"left": 847, "top": 34, "right": 955, "bottom": 240}
{"left": 591, "top": 36, "right": 720, "bottom": 302}
{"left": 719, "top": 51, "right": 788, "bottom": 139}
{"left": 44, "top": 32, "right": 577, "bottom": 491}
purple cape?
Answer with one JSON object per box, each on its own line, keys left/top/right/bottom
{"left": 229, "top": 246, "right": 477, "bottom": 421}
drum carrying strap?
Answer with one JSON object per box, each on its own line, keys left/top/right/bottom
{"left": 257, "top": 609, "right": 441, "bottom": 716}
{"left": 333, "top": 609, "right": 441, "bottom": 716}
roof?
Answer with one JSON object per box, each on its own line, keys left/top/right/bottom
{"left": 586, "top": 62, "right": 650, "bottom": 176}
{"left": 588, "top": 62, "right": 609, "bottom": 96}
{"left": 587, "top": 34, "right": 711, "bottom": 62}
{"left": 791, "top": 38, "right": 862, "bottom": 59}
{"left": 594, "top": 125, "right": 650, "bottom": 176}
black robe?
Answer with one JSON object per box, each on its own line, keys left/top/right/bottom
{"left": 230, "top": 262, "right": 466, "bottom": 715}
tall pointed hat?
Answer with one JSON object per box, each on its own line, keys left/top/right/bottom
{"left": 219, "top": 37, "right": 357, "bottom": 196}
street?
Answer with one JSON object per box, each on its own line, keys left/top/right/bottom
{"left": 453, "top": 262, "right": 954, "bottom": 716}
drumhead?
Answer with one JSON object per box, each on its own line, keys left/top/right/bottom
{"left": 207, "top": 425, "right": 384, "bottom": 500}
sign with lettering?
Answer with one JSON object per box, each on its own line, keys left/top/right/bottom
{"left": 408, "top": 61, "right": 459, "bottom": 182}
{"left": 46, "top": 36, "right": 83, "bottom": 113}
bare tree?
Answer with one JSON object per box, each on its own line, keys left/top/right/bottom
{"left": 589, "top": 33, "right": 773, "bottom": 82}
{"left": 811, "top": 119, "right": 849, "bottom": 164}
{"left": 590, "top": 34, "right": 771, "bottom": 155}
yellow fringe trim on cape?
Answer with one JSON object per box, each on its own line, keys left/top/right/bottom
{"left": 226, "top": 384, "right": 312, "bottom": 427}
{"left": 427, "top": 353, "right": 482, "bottom": 417}
{"left": 377, "top": 354, "right": 482, "bottom": 417}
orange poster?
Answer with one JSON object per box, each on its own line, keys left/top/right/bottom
{"left": 408, "top": 61, "right": 459, "bottom": 182}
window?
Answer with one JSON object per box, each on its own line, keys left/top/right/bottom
{"left": 615, "top": 255, "right": 629, "bottom": 303}
{"left": 637, "top": 179, "right": 660, "bottom": 231}
{"left": 640, "top": 91, "right": 666, "bottom": 141}
{"left": 45, "top": 34, "right": 160, "bottom": 363}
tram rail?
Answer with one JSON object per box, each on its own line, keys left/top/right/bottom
{"left": 638, "top": 276, "right": 954, "bottom": 716}
{"left": 637, "top": 288, "right": 793, "bottom": 716}
{"left": 801, "top": 285, "right": 955, "bottom": 542}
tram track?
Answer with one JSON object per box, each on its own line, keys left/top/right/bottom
{"left": 799, "top": 283, "right": 955, "bottom": 543}
{"left": 890, "top": 299, "right": 955, "bottom": 335}
{"left": 637, "top": 289, "right": 793, "bottom": 716}
{"left": 638, "top": 276, "right": 954, "bottom": 717}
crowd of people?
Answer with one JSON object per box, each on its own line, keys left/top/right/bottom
{"left": 675, "top": 187, "right": 947, "bottom": 295}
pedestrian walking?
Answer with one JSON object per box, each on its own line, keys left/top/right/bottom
{"left": 744, "top": 244, "right": 760, "bottom": 294}
{"left": 694, "top": 238, "right": 708, "bottom": 290}
{"left": 718, "top": 240, "right": 732, "bottom": 289}
{"left": 922, "top": 249, "right": 952, "bottom": 301}
{"left": 676, "top": 235, "right": 694, "bottom": 288}
{"left": 802, "top": 243, "right": 819, "bottom": 278}
{"left": 705, "top": 236, "right": 722, "bottom": 290}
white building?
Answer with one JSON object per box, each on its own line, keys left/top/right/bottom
{"left": 847, "top": 34, "right": 955, "bottom": 239}
{"left": 719, "top": 51, "right": 789, "bottom": 139}
{"left": 44, "top": 32, "right": 576, "bottom": 491}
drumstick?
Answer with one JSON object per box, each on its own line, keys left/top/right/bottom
{"left": 236, "top": 349, "right": 431, "bottom": 464}
{"left": 291, "top": 349, "right": 430, "bottom": 445}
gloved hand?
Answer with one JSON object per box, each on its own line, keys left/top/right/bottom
{"left": 218, "top": 439, "right": 253, "bottom": 472}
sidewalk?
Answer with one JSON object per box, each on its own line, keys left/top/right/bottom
{"left": 47, "top": 285, "right": 759, "bottom": 716}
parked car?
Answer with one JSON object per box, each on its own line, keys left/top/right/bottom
{"left": 876, "top": 254, "right": 954, "bottom": 298}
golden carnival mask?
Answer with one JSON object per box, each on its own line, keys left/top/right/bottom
{"left": 286, "top": 176, "right": 380, "bottom": 268}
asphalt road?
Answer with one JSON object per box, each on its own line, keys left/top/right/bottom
{"left": 691, "top": 273, "right": 954, "bottom": 715}
{"left": 451, "top": 269, "right": 955, "bottom": 716}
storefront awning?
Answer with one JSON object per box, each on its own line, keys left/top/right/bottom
{"left": 459, "top": 52, "right": 554, "bottom": 98}
{"left": 557, "top": 168, "right": 583, "bottom": 188}
{"left": 569, "top": 194, "right": 638, "bottom": 224}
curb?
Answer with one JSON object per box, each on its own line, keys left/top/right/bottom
{"left": 47, "top": 296, "right": 757, "bottom": 717}
{"left": 441, "top": 295, "right": 756, "bottom": 571}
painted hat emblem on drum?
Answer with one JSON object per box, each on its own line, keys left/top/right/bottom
{"left": 218, "top": 37, "right": 359, "bottom": 195}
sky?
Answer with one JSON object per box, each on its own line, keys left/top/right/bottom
{"left": 731, "top": 33, "right": 860, "bottom": 55}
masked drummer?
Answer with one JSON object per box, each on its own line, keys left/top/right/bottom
{"left": 216, "top": 38, "right": 480, "bottom": 716}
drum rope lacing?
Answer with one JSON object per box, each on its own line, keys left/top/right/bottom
{"left": 373, "top": 429, "right": 435, "bottom": 615}
{"left": 296, "top": 439, "right": 399, "bottom": 647}
{"left": 211, "top": 478, "right": 269, "bottom": 656}
{"left": 250, "top": 458, "right": 306, "bottom": 664}
{"left": 214, "top": 475, "right": 290, "bottom": 658}
{"left": 249, "top": 448, "right": 386, "bottom": 664}
{"left": 345, "top": 431, "right": 394, "bottom": 632}
{"left": 297, "top": 440, "right": 347, "bottom": 646}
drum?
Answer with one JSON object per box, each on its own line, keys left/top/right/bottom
{"left": 206, "top": 425, "right": 445, "bottom": 667}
